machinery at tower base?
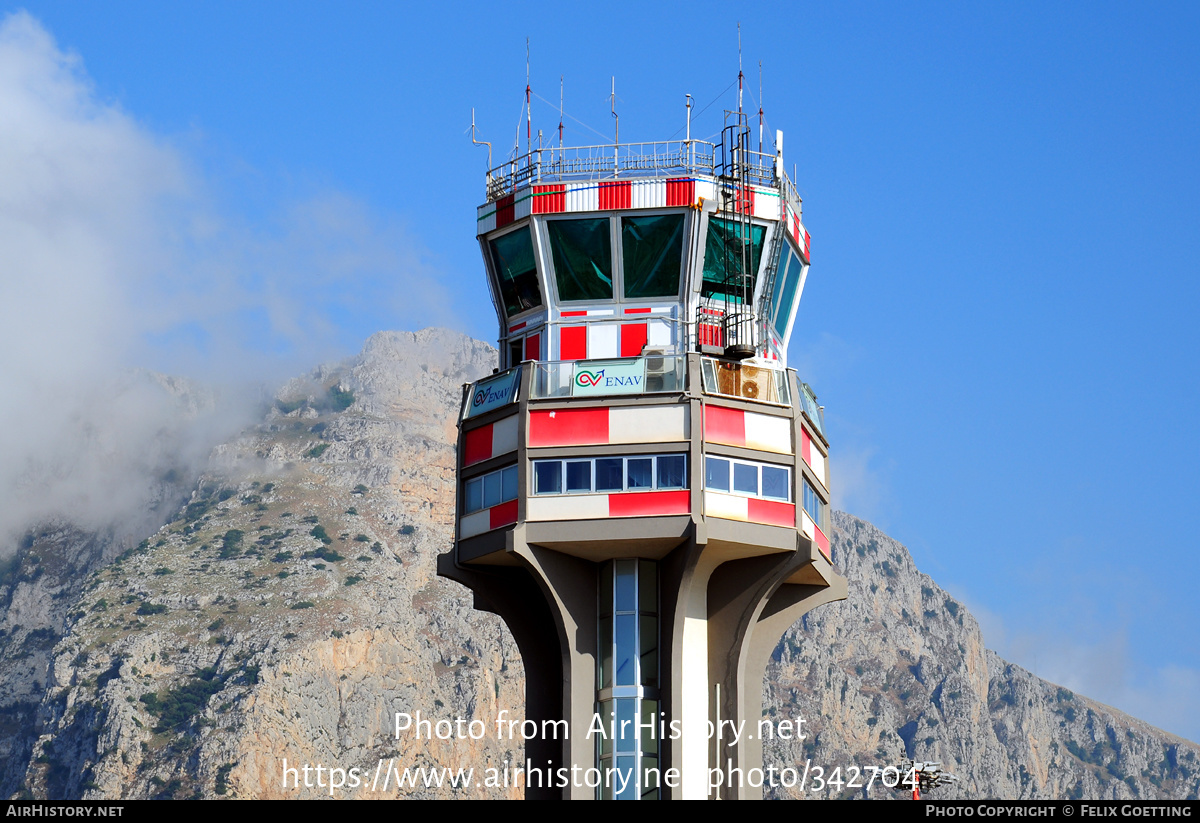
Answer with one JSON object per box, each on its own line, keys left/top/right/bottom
{"left": 438, "top": 102, "right": 846, "bottom": 799}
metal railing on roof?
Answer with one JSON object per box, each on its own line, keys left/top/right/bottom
{"left": 484, "top": 140, "right": 799, "bottom": 205}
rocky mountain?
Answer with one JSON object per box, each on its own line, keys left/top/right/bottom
{"left": 2, "top": 328, "right": 1196, "bottom": 800}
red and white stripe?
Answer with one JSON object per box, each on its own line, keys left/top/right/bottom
{"left": 704, "top": 491, "right": 795, "bottom": 528}
{"left": 704, "top": 405, "right": 792, "bottom": 454}
{"left": 801, "top": 510, "right": 831, "bottom": 560}
{"left": 461, "top": 414, "right": 519, "bottom": 467}
{"left": 459, "top": 499, "right": 518, "bottom": 539}
{"left": 528, "top": 405, "right": 688, "bottom": 447}
{"left": 784, "top": 204, "right": 811, "bottom": 263}
{"left": 527, "top": 490, "right": 689, "bottom": 521}
{"left": 799, "top": 427, "right": 827, "bottom": 489}
{"left": 479, "top": 178, "right": 719, "bottom": 236}
{"left": 557, "top": 317, "right": 674, "bottom": 360}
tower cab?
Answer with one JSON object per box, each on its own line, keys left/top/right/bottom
{"left": 440, "top": 111, "right": 845, "bottom": 800}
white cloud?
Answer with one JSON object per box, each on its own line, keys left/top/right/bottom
{"left": 0, "top": 11, "right": 451, "bottom": 548}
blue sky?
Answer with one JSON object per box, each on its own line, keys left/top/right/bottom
{"left": 3, "top": 2, "right": 1198, "bottom": 743}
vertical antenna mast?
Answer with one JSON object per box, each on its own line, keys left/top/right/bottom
{"left": 525, "top": 38, "right": 532, "bottom": 158}
{"left": 611, "top": 76, "right": 619, "bottom": 145}
{"left": 758, "top": 60, "right": 764, "bottom": 154}
{"left": 558, "top": 75, "right": 564, "bottom": 148}
{"left": 737, "top": 23, "right": 744, "bottom": 115}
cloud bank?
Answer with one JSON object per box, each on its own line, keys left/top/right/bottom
{"left": 0, "top": 11, "right": 451, "bottom": 548}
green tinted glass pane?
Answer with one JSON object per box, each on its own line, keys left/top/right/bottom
{"left": 489, "top": 228, "right": 542, "bottom": 317}
{"left": 771, "top": 244, "right": 802, "bottom": 338}
{"left": 622, "top": 214, "right": 684, "bottom": 299}
{"left": 548, "top": 218, "right": 613, "bottom": 301}
{"left": 702, "top": 217, "right": 765, "bottom": 303}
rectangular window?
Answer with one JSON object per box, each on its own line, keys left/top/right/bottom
{"left": 701, "top": 217, "right": 765, "bottom": 304}
{"left": 548, "top": 218, "right": 613, "bottom": 301}
{"left": 489, "top": 227, "right": 543, "bottom": 317}
{"left": 705, "top": 457, "right": 730, "bottom": 492}
{"left": 464, "top": 464, "right": 520, "bottom": 514}
{"left": 533, "top": 455, "right": 687, "bottom": 495}
{"left": 622, "top": 214, "right": 684, "bottom": 299}
{"left": 534, "top": 461, "right": 562, "bottom": 495}
{"left": 803, "top": 479, "right": 828, "bottom": 532}
{"left": 704, "top": 457, "right": 792, "bottom": 504}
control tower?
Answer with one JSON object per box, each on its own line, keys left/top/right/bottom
{"left": 438, "top": 103, "right": 846, "bottom": 800}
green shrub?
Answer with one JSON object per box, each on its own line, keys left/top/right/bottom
{"left": 305, "top": 444, "right": 330, "bottom": 459}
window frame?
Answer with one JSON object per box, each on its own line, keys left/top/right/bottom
{"left": 703, "top": 456, "right": 792, "bottom": 503}
{"left": 531, "top": 454, "right": 688, "bottom": 495}
{"left": 463, "top": 464, "right": 519, "bottom": 515}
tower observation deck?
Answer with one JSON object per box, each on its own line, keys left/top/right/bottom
{"left": 438, "top": 107, "right": 846, "bottom": 799}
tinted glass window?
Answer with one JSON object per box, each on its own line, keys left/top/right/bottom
{"left": 548, "top": 218, "right": 613, "bottom": 301}
{"left": 489, "top": 228, "right": 542, "bottom": 317}
{"left": 566, "top": 461, "right": 592, "bottom": 493}
{"left": 705, "top": 457, "right": 730, "bottom": 492}
{"left": 622, "top": 214, "right": 684, "bottom": 299}
{"left": 733, "top": 462, "right": 759, "bottom": 495}
{"left": 465, "top": 478, "right": 482, "bottom": 513}
{"left": 762, "top": 465, "right": 789, "bottom": 501}
{"left": 627, "top": 458, "right": 653, "bottom": 489}
{"left": 534, "top": 461, "right": 561, "bottom": 495}
{"left": 701, "top": 217, "right": 765, "bottom": 304}
{"left": 656, "top": 455, "right": 686, "bottom": 490}
{"left": 596, "top": 458, "right": 624, "bottom": 491}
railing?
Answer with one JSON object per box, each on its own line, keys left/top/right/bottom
{"left": 484, "top": 140, "right": 798, "bottom": 204}
{"left": 531, "top": 354, "right": 687, "bottom": 399}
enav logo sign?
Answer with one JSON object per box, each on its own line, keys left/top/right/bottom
{"left": 465, "top": 369, "right": 520, "bottom": 419}
{"left": 571, "top": 359, "right": 647, "bottom": 397}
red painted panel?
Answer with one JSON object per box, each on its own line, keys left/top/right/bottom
{"left": 489, "top": 499, "right": 519, "bottom": 530}
{"left": 623, "top": 307, "right": 652, "bottom": 314}
{"left": 747, "top": 498, "right": 796, "bottom": 528}
{"left": 665, "top": 178, "right": 695, "bottom": 207}
{"left": 620, "top": 323, "right": 648, "bottom": 357}
{"left": 802, "top": 228, "right": 811, "bottom": 263}
{"left": 462, "top": 424, "right": 493, "bottom": 467}
{"left": 801, "top": 427, "right": 812, "bottom": 466}
{"left": 560, "top": 326, "right": 587, "bottom": 361}
{"left": 698, "top": 323, "right": 723, "bottom": 348}
{"left": 608, "top": 490, "right": 690, "bottom": 517}
{"left": 560, "top": 310, "right": 588, "bottom": 317}
{"left": 528, "top": 408, "right": 610, "bottom": 447}
{"left": 704, "top": 405, "right": 745, "bottom": 447}
{"left": 735, "top": 187, "right": 754, "bottom": 215}
{"left": 508, "top": 321, "right": 527, "bottom": 333}
{"left": 524, "top": 333, "right": 541, "bottom": 362}
{"left": 598, "top": 180, "right": 632, "bottom": 210}
{"left": 496, "top": 194, "right": 515, "bottom": 229}
{"left": 813, "top": 524, "right": 830, "bottom": 559}
{"left": 532, "top": 183, "right": 566, "bottom": 214}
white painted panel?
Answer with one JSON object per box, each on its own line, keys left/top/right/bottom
{"left": 704, "top": 491, "right": 749, "bottom": 522}
{"left": 743, "top": 411, "right": 792, "bottom": 454}
{"left": 459, "top": 510, "right": 492, "bottom": 540}
{"left": 588, "top": 323, "right": 619, "bottom": 359}
{"left": 609, "top": 404, "right": 688, "bottom": 443}
{"left": 491, "top": 414, "right": 519, "bottom": 458}
{"left": 809, "top": 447, "right": 826, "bottom": 490}
{"left": 647, "top": 317, "right": 673, "bottom": 348}
{"left": 525, "top": 494, "right": 609, "bottom": 522}
{"left": 800, "top": 509, "right": 815, "bottom": 539}
{"left": 695, "top": 180, "right": 716, "bottom": 202}
{"left": 631, "top": 180, "right": 666, "bottom": 209}
{"left": 566, "top": 185, "right": 598, "bottom": 213}
{"left": 513, "top": 191, "right": 532, "bottom": 221}
{"left": 754, "top": 188, "right": 780, "bottom": 220}
{"left": 477, "top": 209, "right": 495, "bottom": 236}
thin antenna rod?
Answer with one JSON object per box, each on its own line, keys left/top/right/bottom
{"left": 470, "top": 107, "right": 493, "bottom": 172}
{"left": 737, "top": 23, "right": 743, "bottom": 115}
{"left": 525, "top": 38, "right": 532, "bottom": 157}
{"left": 558, "top": 75, "right": 564, "bottom": 148}
{"left": 758, "top": 60, "right": 764, "bottom": 153}
{"left": 611, "top": 76, "right": 619, "bottom": 145}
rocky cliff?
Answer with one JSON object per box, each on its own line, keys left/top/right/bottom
{"left": 2, "top": 329, "right": 1196, "bottom": 800}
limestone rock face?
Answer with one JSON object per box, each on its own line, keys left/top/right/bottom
{"left": 3, "top": 328, "right": 1197, "bottom": 800}
{"left": 764, "top": 513, "right": 1200, "bottom": 799}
